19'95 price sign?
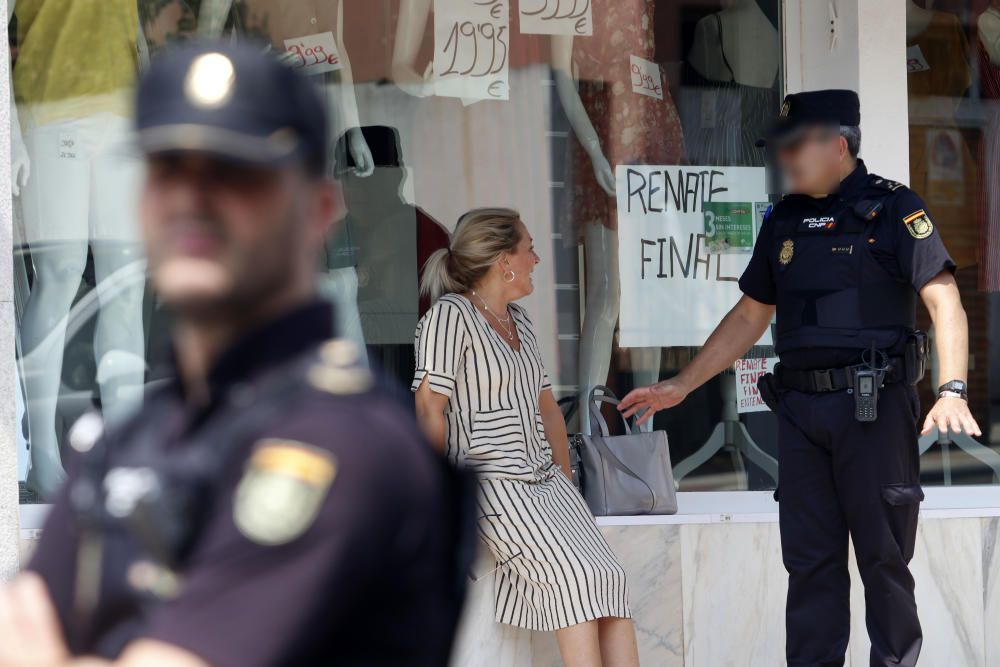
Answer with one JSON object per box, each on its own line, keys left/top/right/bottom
{"left": 434, "top": 0, "right": 510, "bottom": 101}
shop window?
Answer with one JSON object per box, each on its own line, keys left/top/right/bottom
{"left": 10, "top": 0, "right": 785, "bottom": 503}
{"left": 906, "top": 0, "right": 1000, "bottom": 486}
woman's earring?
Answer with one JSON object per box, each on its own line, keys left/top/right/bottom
{"left": 503, "top": 270, "right": 516, "bottom": 283}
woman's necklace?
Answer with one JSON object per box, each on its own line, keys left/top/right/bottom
{"left": 471, "top": 290, "right": 515, "bottom": 341}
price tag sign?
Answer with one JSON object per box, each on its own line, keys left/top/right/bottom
{"left": 518, "top": 0, "right": 592, "bottom": 36}
{"left": 434, "top": 0, "right": 510, "bottom": 101}
{"left": 734, "top": 357, "right": 779, "bottom": 414}
{"left": 629, "top": 55, "right": 663, "bottom": 100}
{"left": 283, "top": 32, "right": 343, "bottom": 77}
{"left": 58, "top": 132, "right": 78, "bottom": 159}
{"left": 906, "top": 44, "right": 930, "bottom": 73}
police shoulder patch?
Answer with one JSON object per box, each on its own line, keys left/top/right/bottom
{"left": 233, "top": 439, "right": 337, "bottom": 546}
{"left": 902, "top": 209, "right": 934, "bottom": 239}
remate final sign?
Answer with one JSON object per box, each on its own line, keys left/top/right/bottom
{"left": 615, "top": 165, "right": 772, "bottom": 348}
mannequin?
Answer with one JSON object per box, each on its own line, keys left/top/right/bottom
{"left": 983, "top": 6, "right": 1000, "bottom": 65}
{"left": 390, "top": 0, "right": 435, "bottom": 97}
{"left": 689, "top": 0, "right": 778, "bottom": 88}
{"left": 906, "top": 0, "right": 936, "bottom": 40}
{"left": 199, "top": 0, "right": 373, "bottom": 356}
{"left": 683, "top": 0, "right": 780, "bottom": 166}
{"left": 551, "top": 1, "right": 685, "bottom": 432}
{"left": 12, "top": 0, "right": 149, "bottom": 498}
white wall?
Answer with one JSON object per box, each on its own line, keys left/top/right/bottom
{"left": 0, "top": 0, "right": 21, "bottom": 579}
{"left": 784, "top": 0, "right": 910, "bottom": 183}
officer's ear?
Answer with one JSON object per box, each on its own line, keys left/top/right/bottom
{"left": 837, "top": 134, "right": 851, "bottom": 162}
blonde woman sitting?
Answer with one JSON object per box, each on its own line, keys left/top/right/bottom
{"left": 413, "top": 208, "right": 639, "bottom": 667}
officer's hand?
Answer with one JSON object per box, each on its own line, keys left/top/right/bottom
{"left": 619, "top": 379, "right": 690, "bottom": 426}
{"left": 0, "top": 573, "right": 70, "bottom": 667}
{"left": 922, "top": 396, "right": 983, "bottom": 438}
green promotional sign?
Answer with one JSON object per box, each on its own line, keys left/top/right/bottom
{"left": 704, "top": 201, "right": 756, "bottom": 254}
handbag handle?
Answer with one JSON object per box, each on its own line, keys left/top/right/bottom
{"left": 587, "top": 385, "right": 634, "bottom": 437}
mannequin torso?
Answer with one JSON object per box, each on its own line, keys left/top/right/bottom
{"left": 689, "top": 0, "right": 779, "bottom": 88}
{"left": 906, "top": 0, "right": 937, "bottom": 41}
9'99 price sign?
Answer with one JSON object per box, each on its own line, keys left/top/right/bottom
{"left": 283, "top": 32, "right": 343, "bottom": 77}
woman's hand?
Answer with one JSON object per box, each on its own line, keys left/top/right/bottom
{"left": 619, "top": 378, "right": 690, "bottom": 426}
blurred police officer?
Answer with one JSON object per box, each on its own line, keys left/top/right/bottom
{"left": 620, "top": 90, "right": 980, "bottom": 667}
{"left": 0, "top": 41, "right": 473, "bottom": 667}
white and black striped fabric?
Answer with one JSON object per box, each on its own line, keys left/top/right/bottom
{"left": 413, "top": 294, "right": 631, "bottom": 631}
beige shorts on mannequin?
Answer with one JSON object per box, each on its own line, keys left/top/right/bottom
{"left": 20, "top": 111, "right": 143, "bottom": 244}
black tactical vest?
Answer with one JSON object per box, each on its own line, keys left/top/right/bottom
{"left": 769, "top": 179, "right": 916, "bottom": 355}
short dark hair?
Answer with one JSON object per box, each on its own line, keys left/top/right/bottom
{"left": 839, "top": 125, "right": 862, "bottom": 158}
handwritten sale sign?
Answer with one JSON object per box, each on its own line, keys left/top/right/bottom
{"left": 630, "top": 56, "right": 663, "bottom": 100}
{"left": 434, "top": 0, "right": 510, "bottom": 101}
{"left": 519, "top": 0, "right": 592, "bottom": 35}
{"left": 283, "top": 32, "right": 342, "bottom": 76}
{"left": 734, "top": 357, "right": 778, "bottom": 413}
{"left": 615, "top": 165, "right": 772, "bottom": 347}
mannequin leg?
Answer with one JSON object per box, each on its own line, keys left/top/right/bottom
{"left": 20, "top": 244, "right": 89, "bottom": 498}
{"left": 91, "top": 244, "right": 147, "bottom": 425}
{"left": 578, "top": 224, "right": 620, "bottom": 435}
{"left": 578, "top": 224, "right": 662, "bottom": 431}
{"left": 18, "top": 115, "right": 93, "bottom": 499}
{"left": 90, "top": 113, "right": 149, "bottom": 424}
{"left": 318, "top": 267, "right": 369, "bottom": 365}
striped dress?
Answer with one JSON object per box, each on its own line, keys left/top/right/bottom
{"left": 413, "top": 294, "right": 630, "bottom": 631}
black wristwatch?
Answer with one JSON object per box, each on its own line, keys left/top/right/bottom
{"left": 938, "top": 380, "right": 968, "bottom": 401}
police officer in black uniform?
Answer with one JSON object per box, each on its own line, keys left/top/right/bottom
{"left": 620, "top": 90, "right": 981, "bottom": 667}
{"left": 0, "top": 42, "right": 474, "bottom": 667}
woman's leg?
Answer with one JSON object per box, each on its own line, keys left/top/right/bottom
{"left": 555, "top": 619, "right": 603, "bottom": 667}
{"left": 598, "top": 617, "right": 640, "bottom": 666}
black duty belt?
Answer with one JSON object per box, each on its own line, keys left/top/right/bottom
{"left": 775, "top": 358, "right": 904, "bottom": 393}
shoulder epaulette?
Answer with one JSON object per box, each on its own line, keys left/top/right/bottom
{"left": 868, "top": 176, "right": 906, "bottom": 192}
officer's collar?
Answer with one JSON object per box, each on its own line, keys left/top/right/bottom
{"left": 836, "top": 159, "right": 869, "bottom": 198}
{"left": 160, "top": 300, "right": 335, "bottom": 402}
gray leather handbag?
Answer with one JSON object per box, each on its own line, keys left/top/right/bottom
{"left": 573, "top": 386, "right": 678, "bottom": 516}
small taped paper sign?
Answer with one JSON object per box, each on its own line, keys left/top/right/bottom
{"left": 283, "top": 32, "right": 343, "bottom": 76}
{"left": 629, "top": 55, "right": 663, "bottom": 100}
{"left": 434, "top": 0, "right": 510, "bottom": 101}
{"left": 734, "top": 357, "right": 779, "bottom": 414}
{"left": 906, "top": 44, "right": 930, "bottom": 73}
{"left": 518, "top": 0, "right": 592, "bottom": 35}
{"left": 58, "top": 132, "right": 78, "bottom": 159}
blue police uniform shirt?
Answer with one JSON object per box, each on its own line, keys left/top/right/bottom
{"left": 739, "top": 160, "right": 955, "bottom": 369}
{"left": 27, "top": 302, "right": 466, "bottom": 667}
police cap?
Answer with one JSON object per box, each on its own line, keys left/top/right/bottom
{"left": 136, "top": 40, "right": 329, "bottom": 174}
{"left": 756, "top": 89, "right": 861, "bottom": 147}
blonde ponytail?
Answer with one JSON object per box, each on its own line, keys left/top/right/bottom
{"left": 420, "top": 208, "right": 522, "bottom": 302}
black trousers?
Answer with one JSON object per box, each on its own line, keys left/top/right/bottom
{"left": 774, "top": 382, "right": 923, "bottom": 667}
